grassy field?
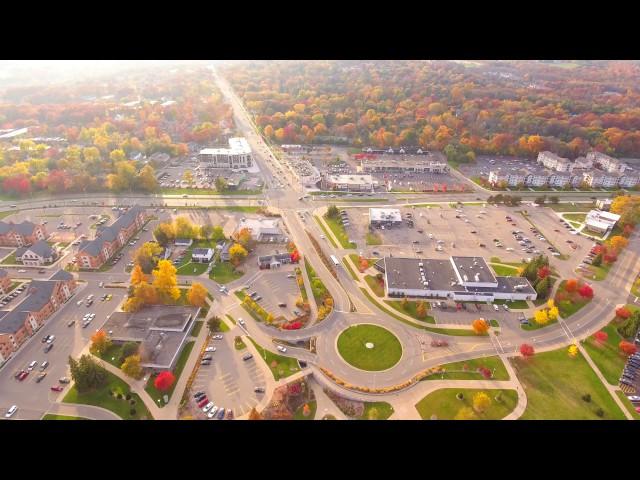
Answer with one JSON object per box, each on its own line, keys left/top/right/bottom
{"left": 360, "top": 401, "right": 394, "bottom": 420}
{"left": 64, "top": 369, "right": 153, "bottom": 420}
{"left": 415, "top": 388, "right": 518, "bottom": 420}
{"left": 144, "top": 341, "right": 195, "bottom": 407}
{"left": 583, "top": 262, "right": 612, "bottom": 282}
{"left": 511, "top": 348, "right": 626, "bottom": 420}
{"left": 563, "top": 213, "right": 587, "bottom": 223}
{"left": 313, "top": 215, "right": 338, "bottom": 248}
{"left": 293, "top": 400, "right": 317, "bottom": 420}
{"left": 209, "top": 262, "right": 244, "bottom": 284}
{"left": 364, "top": 275, "right": 385, "bottom": 297}
{"left": 616, "top": 391, "right": 640, "bottom": 420}
{"left": 337, "top": 324, "right": 403, "bottom": 371}
{"left": 248, "top": 338, "right": 300, "bottom": 380}
{"left": 385, "top": 300, "right": 435, "bottom": 323}
{"left": 582, "top": 317, "right": 630, "bottom": 385}
{"left": 0, "top": 252, "right": 17, "bottom": 265}
{"left": 360, "top": 288, "right": 480, "bottom": 336}
{"left": 555, "top": 281, "right": 592, "bottom": 318}
{"left": 489, "top": 263, "right": 519, "bottom": 276}
{"left": 366, "top": 232, "right": 383, "bottom": 245}
{"left": 176, "top": 262, "right": 209, "bottom": 276}
{"left": 42, "top": 414, "right": 88, "bottom": 420}
{"left": 323, "top": 213, "right": 356, "bottom": 248}
{"left": 490, "top": 319, "right": 499, "bottom": 327}
{"left": 424, "top": 356, "right": 510, "bottom": 381}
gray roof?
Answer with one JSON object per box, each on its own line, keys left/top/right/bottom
{"left": 79, "top": 206, "right": 145, "bottom": 257}
{"left": 384, "top": 257, "right": 463, "bottom": 292}
{"left": 450, "top": 256, "right": 497, "bottom": 285}
{"left": 49, "top": 269, "right": 74, "bottom": 281}
{"left": 0, "top": 309, "right": 29, "bottom": 334}
{"left": 192, "top": 248, "right": 213, "bottom": 256}
{"left": 258, "top": 253, "right": 291, "bottom": 263}
{"left": 15, "top": 240, "right": 54, "bottom": 259}
{"left": 0, "top": 279, "right": 62, "bottom": 334}
{"left": 0, "top": 220, "right": 40, "bottom": 236}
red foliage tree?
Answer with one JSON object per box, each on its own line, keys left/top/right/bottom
{"left": 153, "top": 371, "right": 176, "bottom": 392}
{"left": 520, "top": 343, "right": 535, "bottom": 358}
{"left": 3, "top": 174, "right": 32, "bottom": 196}
{"left": 578, "top": 284, "right": 594, "bottom": 299}
{"left": 478, "top": 366, "right": 492, "bottom": 379}
{"left": 604, "top": 253, "right": 618, "bottom": 264}
{"left": 623, "top": 224, "right": 634, "bottom": 237}
{"left": 290, "top": 250, "right": 300, "bottom": 263}
{"left": 564, "top": 279, "right": 578, "bottom": 293}
{"left": 537, "top": 265, "right": 551, "bottom": 280}
{"left": 616, "top": 306, "right": 632, "bottom": 319}
{"left": 593, "top": 331, "right": 608, "bottom": 344}
{"left": 619, "top": 341, "right": 638, "bottom": 356}
{"left": 283, "top": 321, "right": 302, "bottom": 330}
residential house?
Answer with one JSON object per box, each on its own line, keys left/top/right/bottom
{"left": 175, "top": 238, "right": 193, "bottom": 247}
{"left": 219, "top": 241, "right": 234, "bottom": 262}
{"left": 191, "top": 248, "right": 214, "bottom": 263}
{"left": 235, "top": 218, "right": 286, "bottom": 243}
{"left": 257, "top": 253, "right": 294, "bottom": 269}
{"left": 0, "top": 221, "right": 47, "bottom": 247}
{"left": 15, "top": 240, "right": 57, "bottom": 266}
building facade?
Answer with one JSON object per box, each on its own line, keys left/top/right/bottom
{"left": 322, "top": 174, "right": 374, "bottom": 192}
{"left": 199, "top": 137, "right": 253, "bottom": 171}
{"left": 0, "top": 221, "right": 47, "bottom": 247}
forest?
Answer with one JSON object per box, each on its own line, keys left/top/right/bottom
{"left": 222, "top": 60, "right": 640, "bottom": 159}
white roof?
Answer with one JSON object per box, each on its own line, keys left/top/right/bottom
{"left": 0, "top": 127, "right": 28, "bottom": 139}
{"left": 327, "top": 174, "right": 373, "bottom": 186}
{"left": 369, "top": 208, "right": 402, "bottom": 223}
{"left": 200, "top": 137, "right": 251, "bottom": 156}
{"left": 586, "top": 209, "right": 620, "bottom": 228}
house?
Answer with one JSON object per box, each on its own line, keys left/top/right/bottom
{"left": 235, "top": 218, "right": 286, "bottom": 243}
{"left": 596, "top": 199, "right": 613, "bottom": 211}
{"left": 191, "top": 248, "right": 214, "bottom": 263}
{"left": 175, "top": 238, "right": 193, "bottom": 247}
{"left": 257, "top": 253, "right": 294, "bottom": 269}
{"left": 219, "top": 241, "right": 234, "bottom": 262}
{"left": 0, "top": 269, "right": 11, "bottom": 295}
{"left": 0, "top": 221, "right": 47, "bottom": 247}
{"left": 0, "top": 270, "right": 76, "bottom": 361}
{"left": 15, "top": 240, "right": 57, "bottom": 266}
{"left": 75, "top": 206, "right": 147, "bottom": 269}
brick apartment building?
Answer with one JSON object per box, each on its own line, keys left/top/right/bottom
{"left": 0, "top": 269, "right": 12, "bottom": 295}
{"left": 0, "top": 269, "right": 76, "bottom": 362}
{"left": 0, "top": 221, "right": 47, "bottom": 247}
{"left": 75, "top": 206, "right": 147, "bottom": 269}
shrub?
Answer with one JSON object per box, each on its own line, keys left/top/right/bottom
{"left": 616, "top": 306, "right": 632, "bottom": 319}
{"left": 125, "top": 393, "right": 132, "bottom": 401}
{"left": 595, "top": 408, "right": 604, "bottom": 418}
{"left": 130, "top": 409, "right": 137, "bottom": 416}
{"left": 582, "top": 393, "right": 591, "bottom": 403}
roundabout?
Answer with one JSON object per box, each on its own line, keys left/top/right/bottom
{"left": 336, "top": 324, "right": 403, "bottom": 371}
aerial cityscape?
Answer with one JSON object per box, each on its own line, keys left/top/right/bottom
{"left": 1, "top": 59, "right": 640, "bottom": 421}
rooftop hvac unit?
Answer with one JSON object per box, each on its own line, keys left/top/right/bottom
{"left": 463, "top": 274, "right": 468, "bottom": 282}
{"left": 474, "top": 273, "right": 480, "bottom": 282}
{"left": 418, "top": 262, "right": 423, "bottom": 267}
{"left": 423, "top": 281, "right": 428, "bottom": 286}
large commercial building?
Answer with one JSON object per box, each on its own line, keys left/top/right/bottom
{"left": 358, "top": 157, "right": 448, "bottom": 174}
{"left": 369, "top": 208, "right": 402, "bottom": 228}
{"left": 321, "top": 174, "right": 374, "bottom": 192}
{"left": 235, "top": 217, "right": 286, "bottom": 243}
{"left": 198, "top": 137, "right": 253, "bottom": 171}
{"left": 376, "top": 256, "right": 537, "bottom": 302}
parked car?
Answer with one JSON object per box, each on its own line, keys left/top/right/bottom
{"left": 254, "top": 387, "right": 265, "bottom": 393}
{"left": 202, "top": 402, "right": 214, "bottom": 413}
{"left": 59, "top": 377, "right": 71, "bottom": 384}
{"left": 51, "top": 385, "right": 64, "bottom": 392}
{"left": 44, "top": 343, "right": 53, "bottom": 353}
{"left": 205, "top": 347, "right": 217, "bottom": 353}
{"left": 5, "top": 405, "right": 18, "bottom": 418}
{"left": 276, "top": 345, "right": 287, "bottom": 353}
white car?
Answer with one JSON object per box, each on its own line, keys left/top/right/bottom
{"left": 238, "top": 318, "right": 245, "bottom": 326}
{"left": 205, "top": 347, "right": 217, "bottom": 353}
{"left": 628, "top": 395, "right": 640, "bottom": 402}
{"left": 46, "top": 335, "right": 55, "bottom": 344}
{"left": 213, "top": 335, "right": 223, "bottom": 340}
{"left": 77, "top": 300, "right": 84, "bottom": 306}
{"left": 17, "top": 269, "right": 26, "bottom": 273}
{"left": 207, "top": 406, "right": 219, "bottom": 418}
{"left": 493, "top": 304, "right": 500, "bottom": 311}
{"left": 320, "top": 234, "right": 325, "bottom": 239}
{"left": 5, "top": 405, "right": 17, "bottom": 418}
{"left": 276, "top": 345, "right": 287, "bottom": 353}
{"left": 202, "top": 402, "right": 214, "bottom": 413}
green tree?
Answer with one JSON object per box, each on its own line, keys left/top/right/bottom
{"left": 327, "top": 205, "right": 339, "bottom": 218}
{"left": 121, "top": 342, "right": 139, "bottom": 359}
{"left": 214, "top": 176, "right": 228, "bottom": 192}
{"left": 535, "top": 275, "right": 551, "bottom": 299}
{"left": 207, "top": 316, "right": 221, "bottom": 333}
{"left": 592, "top": 253, "right": 602, "bottom": 267}
{"left": 68, "top": 355, "right": 107, "bottom": 393}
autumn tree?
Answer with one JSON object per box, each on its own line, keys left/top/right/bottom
{"left": 608, "top": 235, "right": 629, "bottom": 252}
{"left": 568, "top": 344, "right": 579, "bottom": 357}
{"left": 154, "top": 222, "right": 176, "bottom": 246}
{"left": 152, "top": 260, "right": 181, "bottom": 303}
{"left": 183, "top": 170, "right": 194, "bottom": 185}
{"left": 454, "top": 407, "right": 476, "bottom": 420}
{"left": 132, "top": 241, "right": 163, "bottom": 274}
{"left": 130, "top": 264, "right": 147, "bottom": 286}
{"left": 619, "top": 341, "right": 638, "bottom": 356}
{"left": 89, "top": 330, "right": 111, "bottom": 356}
{"left": 471, "top": 318, "right": 489, "bottom": 335}
{"left": 472, "top": 392, "right": 492, "bottom": 414}
{"left": 154, "top": 371, "right": 176, "bottom": 392}
{"left": 416, "top": 301, "right": 428, "bottom": 319}
{"left": 174, "top": 217, "right": 196, "bottom": 239}
{"left": 121, "top": 354, "right": 143, "bottom": 379}
{"left": 234, "top": 227, "right": 255, "bottom": 250}
{"left": 137, "top": 164, "right": 159, "bottom": 192}
{"left": 187, "top": 282, "right": 208, "bottom": 307}
{"left": 520, "top": 343, "right": 535, "bottom": 358}
{"left": 534, "top": 309, "right": 549, "bottom": 325}
{"left": 593, "top": 331, "right": 608, "bottom": 344}
{"left": 565, "top": 279, "right": 578, "bottom": 293}
{"left": 616, "top": 306, "right": 631, "bottom": 319}
{"left": 578, "top": 284, "right": 594, "bottom": 299}
{"left": 229, "top": 243, "right": 248, "bottom": 266}
{"left": 248, "top": 407, "right": 263, "bottom": 420}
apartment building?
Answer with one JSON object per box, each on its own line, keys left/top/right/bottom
{"left": 587, "top": 151, "right": 629, "bottom": 174}
{"left": 537, "top": 151, "right": 574, "bottom": 173}
{"left": 0, "top": 221, "right": 47, "bottom": 247}
{"left": 15, "top": 240, "right": 57, "bottom": 266}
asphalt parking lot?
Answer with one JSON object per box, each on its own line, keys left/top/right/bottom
{"left": 246, "top": 268, "right": 301, "bottom": 320}
{"left": 0, "top": 281, "right": 125, "bottom": 420}
{"left": 189, "top": 330, "right": 266, "bottom": 419}
{"left": 458, "top": 155, "right": 538, "bottom": 184}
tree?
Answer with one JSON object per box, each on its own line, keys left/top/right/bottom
{"left": 174, "top": 217, "right": 196, "bottom": 239}
{"left": 568, "top": 344, "right": 579, "bottom": 357}
{"left": 578, "top": 284, "right": 594, "bottom": 299}
{"left": 207, "top": 316, "right": 221, "bottom": 333}
{"left": 248, "top": 407, "right": 263, "bottom": 420}
{"left": 183, "top": 170, "right": 194, "bottom": 185}
{"left": 593, "top": 331, "right": 608, "bottom": 344}
{"left": 535, "top": 276, "right": 551, "bottom": 298}
{"left": 106, "top": 160, "right": 136, "bottom": 191}
{"left": 187, "top": 282, "right": 208, "bottom": 307}
{"left": 303, "top": 403, "right": 312, "bottom": 417}
{"left": 121, "top": 355, "right": 143, "bottom": 379}
{"left": 152, "top": 260, "right": 180, "bottom": 303}
{"left": 592, "top": 253, "right": 603, "bottom": 267}
{"left": 537, "top": 265, "right": 551, "bottom": 280}
{"left": 214, "top": 176, "right": 227, "bottom": 192}
{"left": 534, "top": 309, "right": 549, "bottom": 325}
{"left": 290, "top": 250, "right": 300, "bottom": 263}
{"left": 154, "top": 371, "right": 176, "bottom": 392}
{"left": 229, "top": 243, "right": 248, "bottom": 266}
{"left": 609, "top": 235, "right": 629, "bottom": 252}
{"left": 132, "top": 242, "right": 163, "bottom": 274}
{"left": 619, "top": 341, "right": 638, "bottom": 356}
{"left": 154, "top": 222, "right": 176, "bottom": 246}
{"left": 359, "top": 257, "right": 369, "bottom": 272}
{"left": 121, "top": 341, "right": 139, "bottom": 359}
{"left": 326, "top": 205, "right": 339, "bottom": 218}
{"left": 137, "top": 164, "right": 159, "bottom": 192}
{"left": 68, "top": 354, "right": 107, "bottom": 393}
{"left": 472, "top": 392, "right": 492, "bottom": 414}
{"left": 416, "top": 301, "right": 428, "bottom": 319}
{"left": 520, "top": 343, "right": 535, "bottom": 358}
{"left": 234, "top": 228, "right": 255, "bottom": 250}
{"left": 130, "top": 264, "right": 147, "bottom": 286}
{"left": 547, "top": 306, "right": 560, "bottom": 321}
{"left": 471, "top": 318, "right": 489, "bottom": 335}
{"left": 454, "top": 406, "right": 476, "bottom": 420}
{"left": 565, "top": 279, "right": 578, "bottom": 293}
{"left": 616, "top": 306, "right": 632, "bottom": 319}
{"left": 89, "top": 329, "right": 111, "bottom": 356}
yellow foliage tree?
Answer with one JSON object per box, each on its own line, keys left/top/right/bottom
{"left": 534, "top": 308, "right": 549, "bottom": 325}
{"left": 547, "top": 306, "right": 559, "bottom": 321}
{"left": 130, "top": 264, "right": 147, "bottom": 286}
{"left": 547, "top": 298, "right": 555, "bottom": 309}
{"left": 121, "top": 354, "right": 143, "bottom": 379}
{"left": 187, "top": 282, "right": 208, "bottom": 307}
{"left": 152, "top": 260, "right": 181, "bottom": 303}
{"left": 229, "top": 243, "right": 248, "bottom": 266}
{"left": 609, "top": 235, "right": 629, "bottom": 252}
{"left": 454, "top": 406, "right": 476, "bottom": 420}
{"left": 568, "top": 344, "right": 578, "bottom": 357}
{"left": 472, "top": 392, "right": 492, "bottom": 414}
{"left": 472, "top": 318, "right": 489, "bottom": 335}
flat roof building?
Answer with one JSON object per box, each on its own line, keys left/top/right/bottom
{"left": 322, "top": 174, "right": 374, "bottom": 192}
{"left": 199, "top": 137, "right": 253, "bottom": 171}
{"left": 369, "top": 208, "right": 402, "bottom": 227}
{"left": 585, "top": 209, "right": 621, "bottom": 234}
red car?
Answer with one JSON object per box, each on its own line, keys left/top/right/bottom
{"left": 18, "top": 371, "right": 29, "bottom": 381}
{"left": 197, "top": 398, "right": 209, "bottom": 408}
{"left": 50, "top": 385, "right": 64, "bottom": 392}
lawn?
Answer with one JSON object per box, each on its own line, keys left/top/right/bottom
{"left": 415, "top": 388, "right": 518, "bottom": 420}
{"left": 63, "top": 369, "right": 153, "bottom": 420}
{"left": 293, "top": 400, "right": 317, "bottom": 420}
{"left": 521, "top": 317, "right": 558, "bottom": 331}
{"left": 144, "top": 341, "right": 195, "bottom": 407}
{"left": 489, "top": 263, "right": 519, "bottom": 277}
{"left": 218, "top": 318, "right": 231, "bottom": 332}
{"left": 42, "top": 414, "right": 88, "bottom": 420}
{"left": 337, "top": 324, "right": 403, "bottom": 371}
{"left": 489, "top": 319, "right": 499, "bottom": 328}
{"left": 632, "top": 277, "right": 640, "bottom": 298}
{"left": 582, "top": 262, "right": 612, "bottom": 282}
{"left": 209, "top": 261, "right": 244, "bottom": 284}
{"left": 190, "top": 321, "right": 204, "bottom": 337}
{"left": 616, "top": 391, "right": 640, "bottom": 420}
{"left": 1, "top": 252, "right": 17, "bottom": 265}
{"left": 364, "top": 275, "right": 385, "bottom": 297}
{"left": 314, "top": 216, "right": 338, "bottom": 248}
{"left": 563, "top": 213, "right": 587, "bottom": 223}
{"left": 248, "top": 338, "right": 300, "bottom": 380}
{"left": 360, "top": 401, "right": 394, "bottom": 420}
{"left": 234, "top": 336, "right": 247, "bottom": 350}
{"left": 176, "top": 262, "right": 209, "bottom": 276}
{"left": 360, "top": 288, "right": 480, "bottom": 336}
{"left": 323, "top": 213, "right": 356, "bottom": 248}
{"left": 342, "top": 256, "right": 359, "bottom": 281}
{"left": 366, "top": 232, "right": 382, "bottom": 245}
{"left": 554, "top": 281, "right": 592, "bottom": 318}
{"left": 582, "top": 317, "right": 631, "bottom": 385}
{"left": 511, "top": 348, "right": 627, "bottom": 420}
{"left": 385, "top": 300, "right": 435, "bottom": 323}
{"left": 424, "top": 356, "right": 510, "bottom": 381}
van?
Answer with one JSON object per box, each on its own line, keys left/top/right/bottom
{"left": 242, "top": 353, "right": 254, "bottom": 361}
